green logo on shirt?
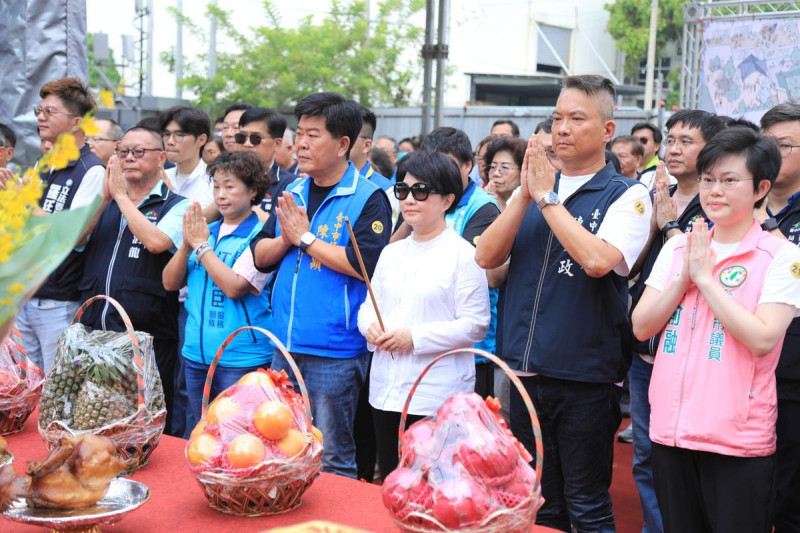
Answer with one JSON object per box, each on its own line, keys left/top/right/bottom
{"left": 719, "top": 265, "right": 747, "bottom": 288}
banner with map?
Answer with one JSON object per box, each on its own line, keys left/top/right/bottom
{"left": 699, "top": 18, "right": 800, "bottom": 122}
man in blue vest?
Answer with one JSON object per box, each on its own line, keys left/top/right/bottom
{"left": 77, "top": 127, "right": 189, "bottom": 434}
{"left": 476, "top": 75, "right": 652, "bottom": 531}
{"left": 17, "top": 78, "right": 105, "bottom": 373}
{"left": 251, "top": 92, "right": 391, "bottom": 478}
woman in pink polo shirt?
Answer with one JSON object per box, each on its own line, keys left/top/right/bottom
{"left": 632, "top": 127, "right": 800, "bottom": 532}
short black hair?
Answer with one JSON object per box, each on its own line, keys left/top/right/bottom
{"left": 484, "top": 136, "right": 526, "bottom": 181}
{"left": 761, "top": 103, "right": 800, "bottom": 130}
{"left": 611, "top": 135, "right": 645, "bottom": 158}
{"left": 207, "top": 151, "right": 268, "bottom": 206}
{"left": 135, "top": 116, "right": 161, "bottom": 133}
{"left": 631, "top": 122, "right": 663, "bottom": 144}
{"left": 224, "top": 103, "right": 253, "bottom": 117}
{"left": 0, "top": 123, "right": 16, "bottom": 148}
{"left": 492, "top": 119, "right": 520, "bottom": 137}
{"left": 605, "top": 149, "right": 622, "bottom": 173}
{"left": 563, "top": 75, "right": 616, "bottom": 120}
{"left": 360, "top": 105, "right": 377, "bottom": 140}
{"left": 534, "top": 117, "right": 554, "bottom": 135}
{"left": 123, "top": 127, "right": 165, "bottom": 149}
{"left": 722, "top": 116, "right": 759, "bottom": 131}
{"left": 368, "top": 147, "right": 394, "bottom": 178}
{"left": 419, "top": 127, "right": 473, "bottom": 167}
{"left": 401, "top": 150, "right": 464, "bottom": 214}
{"left": 294, "top": 92, "right": 362, "bottom": 159}
{"left": 665, "top": 110, "right": 727, "bottom": 143}
{"left": 158, "top": 106, "right": 211, "bottom": 139}
{"left": 238, "top": 107, "right": 287, "bottom": 140}
{"left": 399, "top": 136, "right": 420, "bottom": 150}
{"left": 696, "top": 127, "right": 780, "bottom": 209}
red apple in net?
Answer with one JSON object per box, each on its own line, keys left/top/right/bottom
{"left": 430, "top": 477, "right": 493, "bottom": 528}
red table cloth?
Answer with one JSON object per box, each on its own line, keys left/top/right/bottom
{"left": 2, "top": 412, "right": 558, "bottom": 532}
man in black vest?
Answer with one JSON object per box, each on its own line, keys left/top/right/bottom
{"left": 476, "top": 75, "right": 652, "bottom": 531}
{"left": 77, "top": 127, "right": 189, "bottom": 434}
{"left": 17, "top": 78, "right": 104, "bottom": 373}
{"left": 760, "top": 103, "right": 800, "bottom": 532}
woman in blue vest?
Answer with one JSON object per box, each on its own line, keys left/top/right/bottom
{"left": 163, "top": 152, "right": 273, "bottom": 434}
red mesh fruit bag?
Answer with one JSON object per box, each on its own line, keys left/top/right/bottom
{"left": 0, "top": 328, "right": 44, "bottom": 435}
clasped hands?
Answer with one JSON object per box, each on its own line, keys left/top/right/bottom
{"left": 103, "top": 155, "right": 129, "bottom": 202}
{"left": 679, "top": 221, "right": 716, "bottom": 289}
{"left": 276, "top": 192, "right": 310, "bottom": 247}
{"left": 182, "top": 202, "right": 210, "bottom": 251}
{"left": 365, "top": 323, "right": 413, "bottom": 353}
{"left": 518, "top": 135, "right": 556, "bottom": 204}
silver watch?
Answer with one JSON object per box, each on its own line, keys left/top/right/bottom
{"left": 537, "top": 191, "right": 560, "bottom": 210}
{"left": 299, "top": 231, "right": 316, "bottom": 252}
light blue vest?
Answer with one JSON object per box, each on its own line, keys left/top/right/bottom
{"left": 445, "top": 181, "right": 499, "bottom": 359}
{"left": 272, "top": 163, "right": 382, "bottom": 358}
{"left": 183, "top": 212, "right": 273, "bottom": 367}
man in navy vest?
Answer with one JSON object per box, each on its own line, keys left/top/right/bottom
{"left": 477, "top": 75, "right": 652, "bottom": 531}
{"left": 77, "top": 128, "right": 189, "bottom": 434}
{"left": 251, "top": 92, "right": 391, "bottom": 478}
{"left": 17, "top": 78, "right": 105, "bottom": 373}
{"left": 760, "top": 103, "right": 800, "bottom": 532}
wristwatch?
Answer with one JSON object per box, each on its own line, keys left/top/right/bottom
{"left": 537, "top": 191, "right": 560, "bottom": 210}
{"left": 299, "top": 231, "right": 317, "bottom": 252}
{"left": 761, "top": 217, "right": 779, "bottom": 232}
{"left": 661, "top": 221, "right": 681, "bottom": 235}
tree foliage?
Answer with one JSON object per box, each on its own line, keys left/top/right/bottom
{"left": 165, "top": 0, "right": 425, "bottom": 116}
{"left": 604, "top": 0, "right": 684, "bottom": 79}
{"left": 88, "top": 33, "right": 123, "bottom": 89}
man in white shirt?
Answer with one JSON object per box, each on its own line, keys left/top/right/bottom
{"left": 88, "top": 118, "right": 122, "bottom": 166}
{"left": 476, "top": 75, "right": 652, "bottom": 531}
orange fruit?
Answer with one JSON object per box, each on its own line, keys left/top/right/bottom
{"left": 277, "top": 428, "right": 307, "bottom": 457}
{"left": 206, "top": 396, "right": 239, "bottom": 425}
{"left": 237, "top": 371, "right": 275, "bottom": 388}
{"left": 253, "top": 401, "right": 293, "bottom": 440}
{"left": 227, "top": 433, "right": 266, "bottom": 468}
{"left": 187, "top": 433, "right": 220, "bottom": 466}
{"left": 189, "top": 420, "right": 207, "bottom": 441}
{"left": 311, "top": 426, "right": 323, "bottom": 444}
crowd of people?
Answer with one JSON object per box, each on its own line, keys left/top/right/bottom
{"left": 2, "top": 74, "right": 800, "bottom": 532}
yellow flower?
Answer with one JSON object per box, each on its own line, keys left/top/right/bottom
{"left": 78, "top": 113, "right": 101, "bottom": 135}
{"left": 40, "top": 133, "right": 79, "bottom": 172}
{"left": 7, "top": 283, "right": 25, "bottom": 294}
{"left": 98, "top": 90, "right": 115, "bottom": 109}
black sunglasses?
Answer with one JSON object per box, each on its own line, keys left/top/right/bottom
{"left": 234, "top": 132, "right": 268, "bottom": 145}
{"left": 394, "top": 182, "right": 440, "bottom": 201}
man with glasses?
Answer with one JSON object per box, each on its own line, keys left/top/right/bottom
{"left": 88, "top": 118, "right": 122, "bottom": 165}
{"left": 77, "top": 127, "right": 189, "bottom": 435}
{"left": 221, "top": 103, "right": 253, "bottom": 153}
{"left": 0, "top": 123, "right": 16, "bottom": 171}
{"left": 251, "top": 92, "right": 391, "bottom": 478}
{"left": 626, "top": 109, "right": 726, "bottom": 533}
{"left": 17, "top": 78, "right": 105, "bottom": 373}
{"left": 760, "top": 103, "right": 800, "bottom": 532}
{"left": 158, "top": 106, "right": 213, "bottom": 207}
{"left": 235, "top": 107, "right": 298, "bottom": 219}
{"left": 631, "top": 121, "right": 662, "bottom": 176}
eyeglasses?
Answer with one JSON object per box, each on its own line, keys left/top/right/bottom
{"left": 116, "top": 147, "right": 162, "bottom": 159}
{"left": 697, "top": 176, "right": 753, "bottom": 190}
{"left": 33, "top": 105, "right": 76, "bottom": 119}
{"left": 394, "top": 182, "right": 440, "bottom": 201}
{"left": 234, "top": 132, "right": 268, "bottom": 146}
{"left": 663, "top": 138, "right": 698, "bottom": 149}
{"left": 777, "top": 143, "right": 800, "bottom": 157}
{"left": 162, "top": 130, "right": 190, "bottom": 142}
{"left": 87, "top": 136, "right": 117, "bottom": 144}
{"left": 488, "top": 163, "right": 519, "bottom": 175}
{"left": 637, "top": 137, "right": 650, "bottom": 145}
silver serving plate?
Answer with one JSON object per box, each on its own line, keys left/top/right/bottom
{"left": 2, "top": 478, "right": 150, "bottom": 532}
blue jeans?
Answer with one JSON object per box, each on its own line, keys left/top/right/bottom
{"left": 170, "top": 303, "right": 189, "bottom": 438}
{"left": 271, "top": 350, "right": 369, "bottom": 479}
{"left": 510, "top": 375, "right": 620, "bottom": 533}
{"left": 16, "top": 298, "right": 79, "bottom": 373}
{"left": 183, "top": 357, "right": 265, "bottom": 437}
{"left": 630, "top": 355, "right": 664, "bottom": 533}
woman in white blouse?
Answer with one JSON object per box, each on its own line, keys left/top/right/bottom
{"left": 358, "top": 150, "right": 490, "bottom": 478}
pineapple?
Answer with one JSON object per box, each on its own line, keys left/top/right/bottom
{"left": 39, "top": 346, "right": 88, "bottom": 427}
{"left": 72, "top": 354, "right": 138, "bottom": 430}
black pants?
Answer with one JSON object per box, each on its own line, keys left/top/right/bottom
{"left": 372, "top": 407, "right": 424, "bottom": 479}
{"left": 652, "top": 443, "right": 775, "bottom": 533}
{"left": 474, "top": 361, "right": 494, "bottom": 399}
{"left": 510, "top": 375, "right": 620, "bottom": 532}
{"left": 774, "top": 399, "right": 800, "bottom": 532}
{"left": 153, "top": 336, "right": 177, "bottom": 436}
{"left": 354, "top": 356, "right": 376, "bottom": 481}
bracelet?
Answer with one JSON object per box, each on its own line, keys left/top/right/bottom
{"left": 660, "top": 221, "right": 680, "bottom": 235}
{"left": 195, "top": 242, "right": 212, "bottom": 260}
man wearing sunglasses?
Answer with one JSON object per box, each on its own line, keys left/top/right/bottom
{"left": 17, "top": 78, "right": 105, "bottom": 374}
{"left": 251, "top": 92, "right": 391, "bottom": 478}
{"left": 77, "top": 127, "right": 189, "bottom": 435}
{"left": 236, "top": 107, "right": 298, "bottom": 219}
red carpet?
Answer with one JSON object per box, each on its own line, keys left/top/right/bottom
{"left": 611, "top": 426, "right": 643, "bottom": 533}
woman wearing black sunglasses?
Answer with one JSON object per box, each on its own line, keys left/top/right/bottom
{"left": 357, "top": 150, "right": 490, "bottom": 478}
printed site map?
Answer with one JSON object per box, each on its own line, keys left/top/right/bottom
{"left": 700, "top": 18, "right": 800, "bottom": 122}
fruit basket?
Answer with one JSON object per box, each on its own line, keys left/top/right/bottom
{"left": 383, "top": 349, "right": 544, "bottom": 533}
{"left": 38, "top": 295, "right": 166, "bottom": 473}
{"left": 186, "top": 326, "right": 323, "bottom": 517}
{"left": 0, "top": 328, "right": 45, "bottom": 435}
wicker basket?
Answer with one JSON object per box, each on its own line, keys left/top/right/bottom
{"left": 38, "top": 295, "right": 166, "bottom": 473}
{"left": 0, "top": 328, "right": 45, "bottom": 435}
{"left": 189, "top": 326, "right": 322, "bottom": 517}
{"left": 392, "top": 348, "right": 544, "bottom": 533}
